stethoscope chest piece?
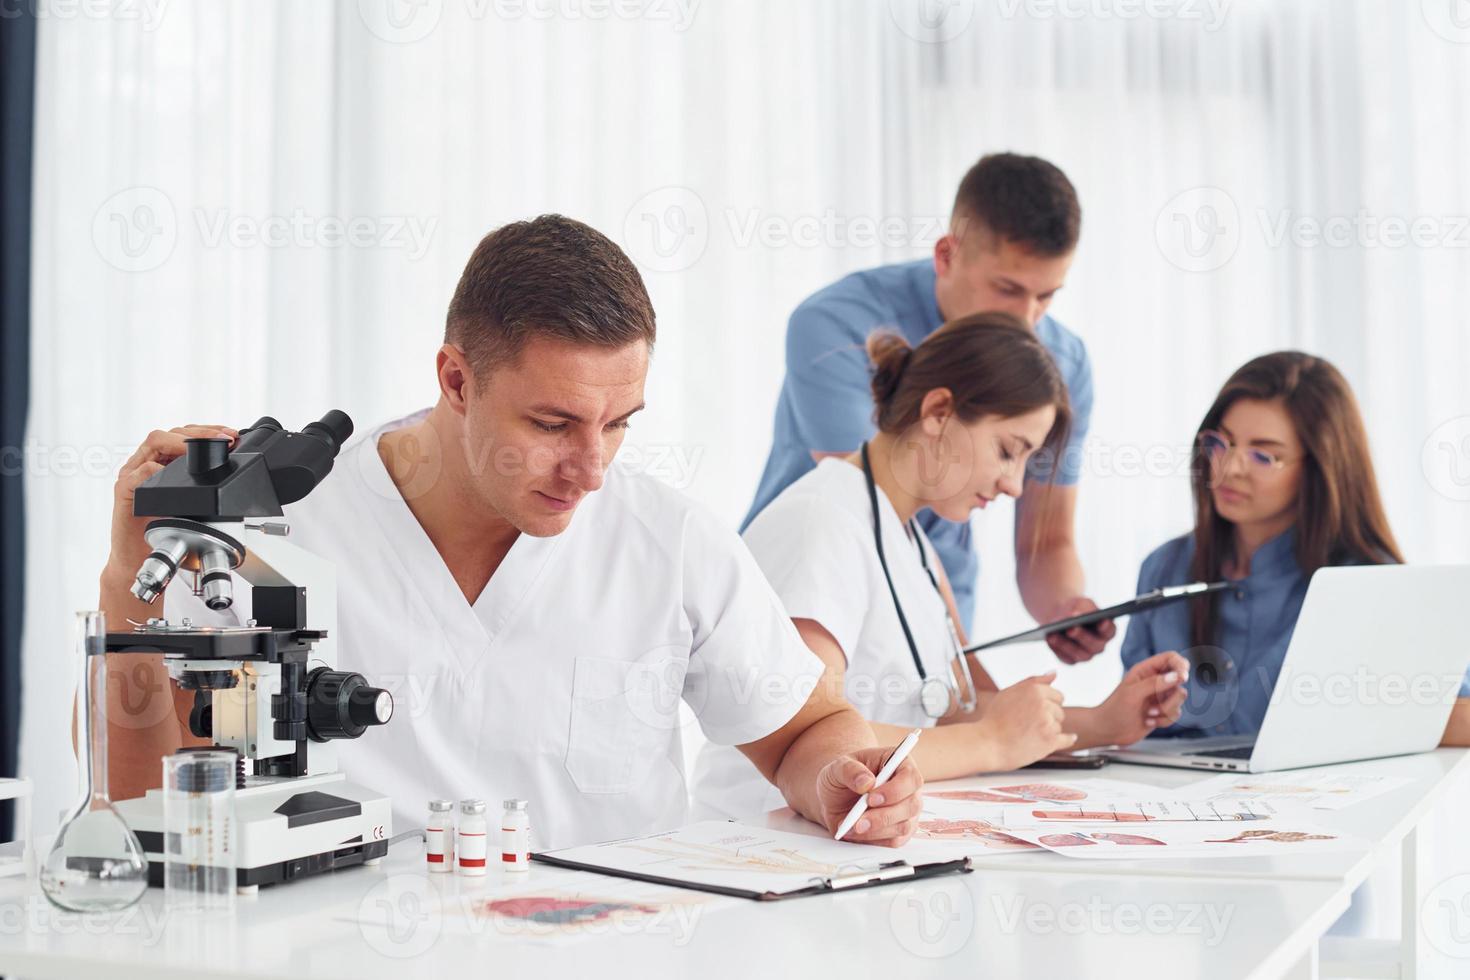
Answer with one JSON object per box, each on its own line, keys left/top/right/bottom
{"left": 919, "top": 677, "right": 952, "bottom": 719}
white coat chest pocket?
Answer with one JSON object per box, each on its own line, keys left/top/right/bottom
{"left": 565, "top": 652, "right": 686, "bottom": 794}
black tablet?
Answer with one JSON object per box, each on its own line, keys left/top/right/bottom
{"left": 963, "top": 581, "right": 1230, "bottom": 653}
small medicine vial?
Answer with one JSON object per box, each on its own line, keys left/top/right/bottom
{"left": 425, "top": 799, "right": 454, "bottom": 873}
{"left": 501, "top": 799, "right": 530, "bottom": 872}
{"left": 457, "top": 799, "right": 488, "bottom": 876}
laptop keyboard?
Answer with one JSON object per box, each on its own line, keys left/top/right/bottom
{"left": 1193, "top": 746, "right": 1254, "bottom": 760}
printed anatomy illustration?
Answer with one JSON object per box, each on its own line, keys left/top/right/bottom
{"left": 478, "top": 895, "right": 661, "bottom": 927}
{"left": 931, "top": 783, "right": 1088, "bottom": 804}
{"left": 1038, "top": 832, "right": 1166, "bottom": 847}
{"left": 1204, "top": 830, "right": 1336, "bottom": 844}
{"left": 1091, "top": 832, "right": 1166, "bottom": 846}
{"left": 917, "top": 818, "right": 1039, "bottom": 849}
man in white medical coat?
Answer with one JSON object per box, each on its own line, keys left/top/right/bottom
{"left": 97, "top": 215, "right": 922, "bottom": 849}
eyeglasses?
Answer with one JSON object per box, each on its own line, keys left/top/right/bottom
{"left": 1197, "top": 430, "right": 1298, "bottom": 471}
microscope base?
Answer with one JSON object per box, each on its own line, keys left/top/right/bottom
{"left": 117, "top": 770, "right": 394, "bottom": 889}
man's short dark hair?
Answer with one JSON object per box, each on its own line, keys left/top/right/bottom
{"left": 445, "top": 214, "right": 656, "bottom": 376}
{"left": 952, "top": 153, "right": 1081, "bottom": 256}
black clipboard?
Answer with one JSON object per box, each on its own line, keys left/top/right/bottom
{"left": 531, "top": 826, "right": 972, "bottom": 902}
{"left": 963, "top": 581, "right": 1230, "bottom": 653}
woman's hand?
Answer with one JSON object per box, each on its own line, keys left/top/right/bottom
{"left": 971, "top": 672, "right": 1077, "bottom": 771}
{"left": 1090, "top": 651, "right": 1190, "bottom": 746}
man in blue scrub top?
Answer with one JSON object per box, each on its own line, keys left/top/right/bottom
{"left": 745, "top": 153, "right": 1112, "bottom": 663}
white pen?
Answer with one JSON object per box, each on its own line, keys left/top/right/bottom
{"left": 834, "top": 729, "right": 923, "bottom": 841}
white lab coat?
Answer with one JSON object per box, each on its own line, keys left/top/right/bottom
{"left": 693, "top": 458, "right": 953, "bottom": 818}
{"left": 165, "top": 410, "right": 824, "bottom": 848}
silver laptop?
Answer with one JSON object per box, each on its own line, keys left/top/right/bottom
{"left": 1108, "top": 564, "right": 1470, "bottom": 773}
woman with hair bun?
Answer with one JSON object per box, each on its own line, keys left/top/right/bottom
{"left": 694, "top": 312, "right": 1190, "bottom": 818}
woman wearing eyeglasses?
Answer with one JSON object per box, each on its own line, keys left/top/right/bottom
{"left": 693, "top": 313, "right": 1190, "bottom": 819}
{"left": 1120, "top": 351, "right": 1470, "bottom": 745}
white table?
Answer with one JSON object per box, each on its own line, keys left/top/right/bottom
{"left": 0, "top": 750, "right": 1463, "bottom": 980}
{"left": 920, "top": 749, "right": 1470, "bottom": 979}
{"left": 0, "top": 834, "right": 1345, "bottom": 980}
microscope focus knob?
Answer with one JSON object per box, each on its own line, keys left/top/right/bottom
{"left": 305, "top": 667, "right": 394, "bottom": 741}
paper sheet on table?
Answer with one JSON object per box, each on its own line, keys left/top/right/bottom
{"left": 1020, "top": 797, "right": 1302, "bottom": 823}
{"left": 905, "top": 778, "right": 1164, "bottom": 855}
{"left": 921, "top": 776, "right": 1169, "bottom": 806}
{"left": 908, "top": 790, "right": 1312, "bottom": 856}
{"left": 1176, "top": 770, "right": 1416, "bottom": 810}
{"left": 346, "top": 869, "right": 727, "bottom": 945}
{"left": 999, "top": 819, "right": 1366, "bottom": 860}
{"left": 748, "top": 801, "right": 1040, "bottom": 859}
{"left": 905, "top": 778, "right": 1260, "bottom": 855}
{"left": 753, "top": 777, "right": 1309, "bottom": 863}
{"left": 911, "top": 794, "right": 1043, "bottom": 852}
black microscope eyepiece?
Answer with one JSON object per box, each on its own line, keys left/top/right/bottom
{"left": 303, "top": 410, "right": 353, "bottom": 453}
{"left": 233, "top": 416, "right": 284, "bottom": 455}
{"left": 133, "top": 410, "right": 356, "bottom": 520}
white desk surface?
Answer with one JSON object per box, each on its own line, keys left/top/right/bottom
{"left": 0, "top": 840, "right": 1345, "bottom": 980}
{"left": 0, "top": 749, "right": 1463, "bottom": 980}
{"left": 952, "top": 750, "right": 1470, "bottom": 888}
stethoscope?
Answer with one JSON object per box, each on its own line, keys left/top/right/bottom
{"left": 861, "top": 442, "right": 980, "bottom": 720}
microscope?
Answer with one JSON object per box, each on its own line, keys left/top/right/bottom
{"left": 108, "top": 411, "right": 395, "bottom": 892}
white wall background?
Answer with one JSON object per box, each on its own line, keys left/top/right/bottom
{"left": 17, "top": 0, "right": 1470, "bottom": 966}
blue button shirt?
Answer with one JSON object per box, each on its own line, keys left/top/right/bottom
{"left": 745, "top": 259, "right": 1094, "bottom": 629}
{"left": 1120, "top": 529, "right": 1470, "bottom": 736}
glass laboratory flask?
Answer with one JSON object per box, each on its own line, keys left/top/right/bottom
{"left": 40, "top": 611, "right": 149, "bottom": 912}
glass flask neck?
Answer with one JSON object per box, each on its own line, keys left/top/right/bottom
{"left": 76, "top": 610, "right": 110, "bottom": 809}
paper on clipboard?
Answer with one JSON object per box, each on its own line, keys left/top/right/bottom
{"left": 533, "top": 820, "right": 969, "bottom": 900}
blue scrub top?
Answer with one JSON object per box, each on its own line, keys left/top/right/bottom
{"left": 744, "top": 259, "right": 1094, "bottom": 629}
{"left": 1120, "top": 528, "right": 1470, "bottom": 736}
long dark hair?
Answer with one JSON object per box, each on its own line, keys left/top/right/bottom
{"left": 1187, "top": 351, "right": 1403, "bottom": 648}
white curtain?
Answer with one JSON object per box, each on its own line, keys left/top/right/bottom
{"left": 23, "top": 0, "right": 1470, "bottom": 956}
